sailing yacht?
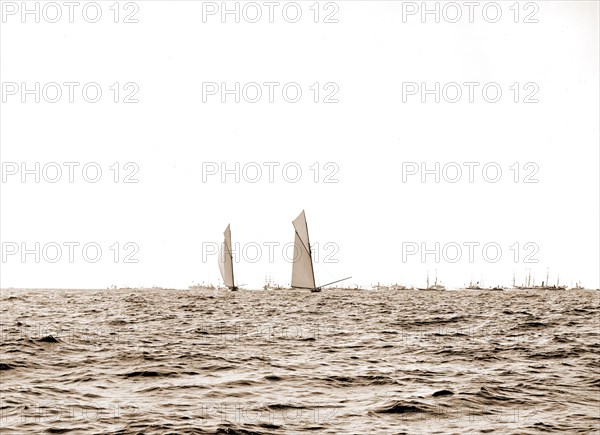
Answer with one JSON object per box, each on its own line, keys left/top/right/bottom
{"left": 291, "top": 210, "right": 351, "bottom": 292}
{"left": 218, "top": 224, "right": 238, "bottom": 291}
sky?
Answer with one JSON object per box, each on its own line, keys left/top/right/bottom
{"left": 1, "top": 0, "right": 599, "bottom": 289}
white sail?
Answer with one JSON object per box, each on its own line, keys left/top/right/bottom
{"left": 218, "top": 224, "right": 235, "bottom": 289}
{"left": 291, "top": 210, "right": 316, "bottom": 289}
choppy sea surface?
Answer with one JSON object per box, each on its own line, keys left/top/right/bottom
{"left": 1, "top": 288, "right": 599, "bottom": 434}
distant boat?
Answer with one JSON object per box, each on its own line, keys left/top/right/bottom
{"left": 514, "top": 269, "right": 540, "bottom": 289}
{"left": 538, "top": 269, "right": 567, "bottom": 290}
{"left": 390, "top": 284, "right": 411, "bottom": 290}
{"left": 514, "top": 284, "right": 566, "bottom": 290}
{"left": 388, "top": 284, "right": 414, "bottom": 291}
{"left": 218, "top": 224, "right": 238, "bottom": 291}
{"left": 188, "top": 282, "right": 216, "bottom": 290}
{"left": 263, "top": 273, "right": 283, "bottom": 291}
{"left": 514, "top": 269, "right": 566, "bottom": 290}
{"left": 373, "top": 283, "right": 411, "bottom": 291}
{"left": 418, "top": 271, "right": 446, "bottom": 291}
{"left": 463, "top": 280, "right": 503, "bottom": 291}
{"left": 465, "top": 280, "right": 483, "bottom": 290}
{"left": 372, "top": 283, "right": 389, "bottom": 291}
{"left": 291, "top": 210, "right": 351, "bottom": 293}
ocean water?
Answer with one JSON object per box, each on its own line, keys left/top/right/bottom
{"left": 1, "top": 288, "right": 599, "bottom": 434}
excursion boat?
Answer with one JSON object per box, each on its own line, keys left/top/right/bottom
{"left": 418, "top": 271, "right": 446, "bottom": 291}
{"left": 514, "top": 269, "right": 567, "bottom": 290}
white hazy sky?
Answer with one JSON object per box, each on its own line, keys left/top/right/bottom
{"left": 1, "top": 1, "right": 598, "bottom": 289}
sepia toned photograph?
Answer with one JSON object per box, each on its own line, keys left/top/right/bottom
{"left": 1, "top": 1, "right": 599, "bottom": 433}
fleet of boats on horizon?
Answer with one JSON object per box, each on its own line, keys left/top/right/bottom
{"left": 187, "top": 278, "right": 589, "bottom": 292}
{"left": 202, "top": 210, "right": 593, "bottom": 293}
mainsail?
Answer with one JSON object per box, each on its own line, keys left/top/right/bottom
{"left": 291, "top": 210, "right": 316, "bottom": 290}
{"left": 218, "top": 224, "right": 235, "bottom": 290}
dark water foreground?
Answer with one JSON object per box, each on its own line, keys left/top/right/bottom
{"left": 1, "top": 288, "right": 599, "bottom": 434}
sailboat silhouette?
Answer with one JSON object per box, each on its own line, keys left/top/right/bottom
{"left": 218, "top": 224, "right": 238, "bottom": 291}
{"left": 291, "top": 210, "right": 351, "bottom": 293}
